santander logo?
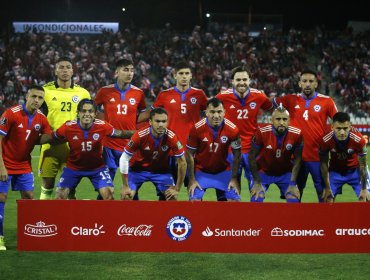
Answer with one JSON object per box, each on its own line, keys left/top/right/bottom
{"left": 117, "top": 224, "right": 153, "bottom": 237}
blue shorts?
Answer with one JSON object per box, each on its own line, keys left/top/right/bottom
{"left": 129, "top": 171, "right": 174, "bottom": 193}
{"left": 297, "top": 161, "right": 325, "bottom": 196}
{"left": 227, "top": 152, "right": 253, "bottom": 187}
{"left": 58, "top": 166, "right": 113, "bottom": 190}
{"left": 250, "top": 172, "right": 291, "bottom": 197}
{"left": 330, "top": 169, "right": 361, "bottom": 197}
{"left": 190, "top": 170, "right": 240, "bottom": 201}
{"left": 103, "top": 147, "right": 123, "bottom": 169}
{"left": 0, "top": 173, "right": 34, "bottom": 193}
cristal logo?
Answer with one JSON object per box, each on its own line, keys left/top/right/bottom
{"left": 271, "top": 227, "right": 325, "bottom": 237}
{"left": 24, "top": 221, "right": 58, "bottom": 237}
{"left": 202, "top": 227, "right": 214, "bottom": 237}
{"left": 71, "top": 223, "right": 105, "bottom": 236}
{"left": 117, "top": 224, "right": 153, "bottom": 237}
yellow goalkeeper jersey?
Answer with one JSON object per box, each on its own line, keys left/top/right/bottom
{"left": 43, "top": 81, "right": 91, "bottom": 130}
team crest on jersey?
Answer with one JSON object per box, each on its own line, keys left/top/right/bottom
{"left": 129, "top": 98, "right": 136, "bottom": 105}
{"left": 177, "top": 141, "right": 183, "bottom": 149}
{"left": 347, "top": 149, "right": 354, "bottom": 155}
{"left": 34, "top": 124, "right": 41, "bottom": 131}
{"left": 72, "top": 95, "right": 80, "bottom": 103}
{"left": 313, "top": 105, "right": 321, "bottom": 112}
{"left": 249, "top": 102, "right": 257, "bottom": 109}
{"left": 190, "top": 97, "right": 197, "bottom": 104}
{"left": 286, "top": 144, "right": 293, "bottom": 150}
{"left": 0, "top": 117, "right": 7, "bottom": 125}
{"left": 127, "top": 140, "right": 134, "bottom": 148}
{"left": 220, "top": 136, "right": 228, "bottom": 143}
{"left": 161, "top": 145, "right": 169, "bottom": 152}
{"left": 92, "top": 133, "right": 100, "bottom": 140}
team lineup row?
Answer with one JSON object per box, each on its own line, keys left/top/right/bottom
{"left": 0, "top": 57, "right": 369, "bottom": 250}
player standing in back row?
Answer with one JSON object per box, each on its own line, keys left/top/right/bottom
{"left": 216, "top": 66, "right": 273, "bottom": 196}
{"left": 95, "top": 58, "right": 147, "bottom": 199}
{"left": 38, "top": 56, "right": 91, "bottom": 200}
{"left": 272, "top": 69, "right": 337, "bottom": 202}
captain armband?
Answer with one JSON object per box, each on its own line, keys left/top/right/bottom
{"left": 119, "top": 152, "right": 132, "bottom": 174}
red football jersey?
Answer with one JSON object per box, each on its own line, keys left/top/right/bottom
{"left": 152, "top": 86, "right": 208, "bottom": 149}
{"left": 216, "top": 88, "right": 273, "bottom": 153}
{"left": 320, "top": 129, "right": 367, "bottom": 173}
{"left": 95, "top": 84, "right": 146, "bottom": 151}
{"left": 124, "top": 126, "right": 184, "bottom": 173}
{"left": 273, "top": 93, "right": 337, "bottom": 161}
{"left": 54, "top": 119, "right": 114, "bottom": 171}
{"left": 0, "top": 105, "right": 51, "bottom": 174}
{"left": 186, "top": 118, "right": 241, "bottom": 173}
{"left": 252, "top": 125, "right": 303, "bottom": 176}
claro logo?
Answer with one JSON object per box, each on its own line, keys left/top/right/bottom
{"left": 336, "top": 228, "right": 370, "bottom": 236}
{"left": 117, "top": 224, "right": 153, "bottom": 236}
{"left": 71, "top": 223, "right": 105, "bottom": 236}
{"left": 271, "top": 227, "right": 325, "bottom": 237}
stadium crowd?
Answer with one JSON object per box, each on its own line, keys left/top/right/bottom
{"left": 0, "top": 23, "right": 368, "bottom": 119}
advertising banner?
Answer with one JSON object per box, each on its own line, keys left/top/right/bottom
{"left": 13, "top": 22, "right": 119, "bottom": 34}
{"left": 17, "top": 200, "right": 370, "bottom": 253}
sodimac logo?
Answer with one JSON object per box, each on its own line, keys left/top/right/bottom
{"left": 24, "top": 221, "right": 58, "bottom": 237}
{"left": 271, "top": 227, "right": 325, "bottom": 237}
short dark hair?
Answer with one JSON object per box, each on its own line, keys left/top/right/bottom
{"left": 300, "top": 69, "right": 317, "bottom": 78}
{"left": 230, "top": 65, "right": 250, "bottom": 79}
{"left": 27, "top": 84, "right": 44, "bottom": 93}
{"left": 332, "top": 112, "right": 350, "bottom": 123}
{"left": 56, "top": 56, "right": 72, "bottom": 64}
{"left": 174, "top": 61, "right": 191, "bottom": 72}
{"left": 116, "top": 58, "right": 134, "bottom": 69}
{"left": 150, "top": 107, "right": 168, "bottom": 119}
{"left": 207, "top": 97, "right": 224, "bottom": 108}
{"left": 77, "top": 98, "right": 97, "bottom": 112}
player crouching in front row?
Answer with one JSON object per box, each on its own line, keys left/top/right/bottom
{"left": 53, "top": 99, "right": 134, "bottom": 200}
{"left": 119, "top": 107, "right": 187, "bottom": 201}
{"left": 319, "top": 112, "right": 369, "bottom": 202}
{"left": 248, "top": 106, "right": 303, "bottom": 203}
{"left": 185, "top": 98, "right": 241, "bottom": 201}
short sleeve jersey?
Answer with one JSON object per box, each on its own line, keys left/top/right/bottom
{"left": 54, "top": 119, "right": 114, "bottom": 171}
{"left": 216, "top": 88, "right": 273, "bottom": 153}
{"left": 273, "top": 93, "right": 337, "bottom": 162}
{"left": 43, "top": 81, "right": 91, "bottom": 130}
{"left": 320, "top": 129, "right": 367, "bottom": 173}
{"left": 186, "top": 118, "right": 241, "bottom": 173}
{"left": 0, "top": 105, "right": 52, "bottom": 174}
{"left": 124, "top": 126, "right": 184, "bottom": 173}
{"left": 152, "top": 86, "right": 208, "bottom": 148}
{"left": 251, "top": 125, "right": 303, "bottom": 176}
{"left": 95, "top": 83, "right": 146, "bottom": 151}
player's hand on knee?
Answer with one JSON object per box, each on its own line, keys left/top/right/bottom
{"left": 228, "top": 178, "right": 240, "bottom": 195}
{"left": 164, "top": 186, "right": 178, "bottom": 201}
{"left": 188, "top": 181, "right": 202, "bottom": 197}
{"left": 286, "top": 185, "right": 300, "bottom": 200}
{"left": 120, "top": 185, "right": 134, "bottom": 200}
{"left": 250, "top": 183, "right": 264, "bottom": 199}
{"left": 358, "top": 189, "right": 368, "bottom": 202}
{"left": 321, "top": 188, "right": 334, "bottom": 203}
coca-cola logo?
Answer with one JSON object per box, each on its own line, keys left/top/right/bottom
{"left": 117, "top": 224, "right": 153, "bottom": 237}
